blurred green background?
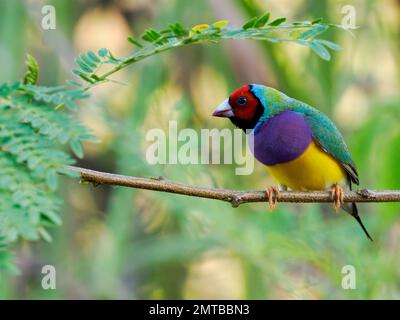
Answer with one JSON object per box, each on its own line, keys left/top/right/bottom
{"left": 0, "top": 0, "right": 399, "bottom": 299}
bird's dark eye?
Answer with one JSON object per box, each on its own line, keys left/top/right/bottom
{"left": 237, "top": 96, "right": 247, "bottom": 106}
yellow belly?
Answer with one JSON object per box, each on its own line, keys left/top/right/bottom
{"left": 266, "top": 141, "right": 347, "bottom": 190}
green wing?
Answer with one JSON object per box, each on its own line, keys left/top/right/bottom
{"left": 290, "top": 99, "right": 359, "bottom": 185}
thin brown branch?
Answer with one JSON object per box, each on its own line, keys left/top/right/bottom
{"left": 65, "top": 165, "right": 400, "bottom": 207}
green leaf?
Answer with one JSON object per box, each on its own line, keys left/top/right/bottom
{"left": 46, "top": 170, "right": 58, "bottom": 190}
{"left": 72, "top": 70, "right": 95, "bottom": 83}
{"left": 0, "top": 82, "right": 19, "bottom": 97}
{"left": 23, "top": 54, "right": 39, "bottom": 85}
{"left": 315, "top": 39, "right": 341, "bottom": 51}
{"left": 142, "top": 29, "right": 162, "bottom": 42}
{"left": 312, "top": 17, "right": 323, "bottom": 24}
{"left": 0, "top": 250, "right": 19, "bottom": 274}
{"left": 98, "top": 48, "right": 109, "bottom": 58}
{"left": 64, "top": 100, "right": 79, "bottom": 110}
{"left": 65, "top": 79, "right": 83, "bottom": 87}
{"left": 38, "top": 227, "right": 52, "bottom": 242}
{"left": 86, "top": 51, "right": 101, "bottom": 63}
{"left": 169, "top": 23, "right": 189, "bottom": 36}
{"left": 268, "top": 17, "right": 286, "bottom": 26}
{"left": 242, "top": 17, "right": 258, "bottom": 29}
{"left": 74, "top": 58, "right": 93, "bottom": 73}
{"left": 299, "top": 24, "right": 329, "bottom": 40}
{"left": 90, "top": 74, "right": 101, "bottom": 81}
{"left": 42, "top": 210, "right": 62, "bottom": 226}
{"left": 78, "top": 134, "right": 100, "bottom": 143}
{"left": 70, "top": 139, "right": 84, "bottom": 158}
{"left": 309, "top": 41, "right": 331, "bottom": 60}
{"left": 254, "top": 12, "right": 270, "bottom": 28}
{"left": 79, "top": 53, "right": 97, "bottom": 68}
{"left": 128, "top": 36, "right": 143, "bottom": 48}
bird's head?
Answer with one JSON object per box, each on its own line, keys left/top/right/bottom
{"left": 212, "top": 84, "right": 269, "bottom": 131}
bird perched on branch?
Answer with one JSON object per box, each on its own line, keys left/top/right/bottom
{"left": 212, "top": 84, "right": 372, "bottom": 241}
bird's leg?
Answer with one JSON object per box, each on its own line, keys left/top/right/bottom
{"left": 266, "top": 186, "right": 280, "bottom": 210}
{"left": 330, "top": 183, "right": 344, "bottom": 211}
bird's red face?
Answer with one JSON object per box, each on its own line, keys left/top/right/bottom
{"left": 212, "top": 85, "right": 264, "bottom": 130}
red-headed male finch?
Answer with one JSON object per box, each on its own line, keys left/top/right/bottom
{"left": 213, "top": 84, "right": 372, "bottom": 241}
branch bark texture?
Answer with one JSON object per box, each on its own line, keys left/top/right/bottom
{"left": 65, "top": 166, "right": 400, "bottom": 208}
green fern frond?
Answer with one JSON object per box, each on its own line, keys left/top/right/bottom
{"left": 23, "top": 54, "right": 39, "bottom": 85}
{"left": 0, "top": 57, "right": 96, "bottom": 270}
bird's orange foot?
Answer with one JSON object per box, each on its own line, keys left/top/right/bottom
{"left": 330, "top": 184, "right": 344, "bottom": 211}
{"left": 266, "top": 186, "right": 280, "bottom": 210}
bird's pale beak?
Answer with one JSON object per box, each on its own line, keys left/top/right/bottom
{"left": 212, "top": 99, "right": 234, "bottom": 118}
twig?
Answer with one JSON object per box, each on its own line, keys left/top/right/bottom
{"left": 64, "top": 166, "right": 400, "bottom": 207}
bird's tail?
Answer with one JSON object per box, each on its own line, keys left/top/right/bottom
{"left": 341, "top": 202, "right": 373, "bottom": 241}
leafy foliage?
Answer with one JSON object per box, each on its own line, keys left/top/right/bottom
{"left": 72, "top": 13, "right": 342, "bottom": 88}
{"left": 0, "top": 57, "right": 95, "bottom": 270}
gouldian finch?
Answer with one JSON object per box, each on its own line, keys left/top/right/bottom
{"left": 213, "top": 84, "right": 372, "bottom": 241}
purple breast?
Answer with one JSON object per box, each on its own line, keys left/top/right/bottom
{"left": 249, "top": 110, "right": 312, "bottom": 166}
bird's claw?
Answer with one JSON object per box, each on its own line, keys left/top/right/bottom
{"left": 266, "top": 186, "right": 280, "bottom": 210}
{"left": 330, "top": 184, "right": 344, "bottom": 211}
